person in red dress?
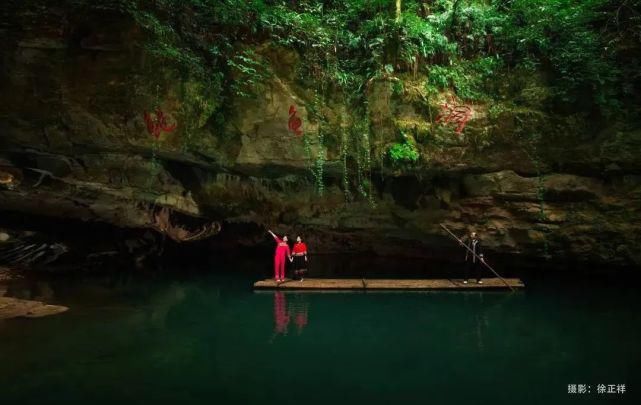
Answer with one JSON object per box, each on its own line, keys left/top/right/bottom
{"left": 268, "top": 230, "right": 290, "bottom": 282}
{"left": 291, "top": 236, "right": 308, "bottom": 282}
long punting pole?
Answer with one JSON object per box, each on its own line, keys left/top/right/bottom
{"left": 440, "top": 224, "right": 515, "bottom": 292}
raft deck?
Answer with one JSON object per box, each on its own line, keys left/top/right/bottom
{"left": 253, "top": 278, "right": 524, "bottom": 290}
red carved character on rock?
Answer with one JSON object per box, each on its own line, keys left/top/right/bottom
{"left": 144, "top": 108, "right": 177, "bottom": 139}
{"left": 288, "top": 105, "right": 303, "bottom": 136}
{"left": 435, "top": 101, "right": 473, "bottom": 134}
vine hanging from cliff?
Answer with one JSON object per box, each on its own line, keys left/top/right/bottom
{"left": 516, "top": 129, "right": 551, "bottom": 260}
{"left": 300, "top": 95, "right": 325, "bottom": 196}
{"left": 340, "top": 125, "right": 353, "bottom": 202}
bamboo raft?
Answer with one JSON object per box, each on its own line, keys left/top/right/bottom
{"left": 253, "top": 278, "right": 525, "bottom": 290}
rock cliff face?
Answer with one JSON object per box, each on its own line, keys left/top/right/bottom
{"left": 1, "top": 5, "right": 640, "bottom": 268}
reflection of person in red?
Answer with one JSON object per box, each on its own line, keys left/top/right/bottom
{"left": 268, "top": 230, "right": 291, "bottom": 282}
{"left": 288, "top": 294, "right": 309, "bottom": 335}
{"left": 273, "top": 291, "right": 290, "bottom": 335}
{"left": 294, "top": 308, "right": 308, "bottom": 335}
{"left": 291, "top": 236, "right": 308, "bottom": 281}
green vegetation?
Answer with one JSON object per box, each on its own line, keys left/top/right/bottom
{"left": 60, "top": 0, "right": 641, "bottom": 195}
{"left": 389, "top": 140, "right": 420, "bottom": 166}
{"left": 63, "top": 0, "right": 640, "bottom": 113}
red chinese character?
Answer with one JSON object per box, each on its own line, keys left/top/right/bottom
{"left": 288, "top": 105, "right": 303, "bottom": 136}
{"left": 144, "top": 108, "right": 177, "bottom": 139}
{"left": 435, "top": 100, "right": 473, "bottom": 134}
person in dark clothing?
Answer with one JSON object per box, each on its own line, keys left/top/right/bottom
{"left": 463, "top": 231, "right": 485, "bottom": 284}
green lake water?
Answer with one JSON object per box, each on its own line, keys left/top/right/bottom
{"left": 0, "top": 257, "right": 639, "bottom": 405}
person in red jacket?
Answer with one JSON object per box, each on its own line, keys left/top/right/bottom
{"left": 291, "top": 235, "right": 308, "bottom": 282}
{"left": 268, "top": 230, "right": 290, "bottom": 282}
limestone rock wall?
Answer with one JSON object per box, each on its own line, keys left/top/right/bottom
{"left": 1, "top": 5, "right": 640, "bottom": 268}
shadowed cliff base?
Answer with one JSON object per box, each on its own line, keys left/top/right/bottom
{"left": 1, "top": 209, "right": 639, "bottom": 282}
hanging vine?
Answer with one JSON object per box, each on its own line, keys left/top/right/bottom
{"left": 340, "top": 124, "right": 353, "bottom": 202}
{"left": 519, "top": 130, "right": 550, "bottom": 260}
{"left": 354, "top": 118, "right": 369, "bottom": 200}
{"left": 314, "top": 126, "right": 326, "bottom": 196}
{"left": 303, "top": 93, "right": 326, "bottom": 196}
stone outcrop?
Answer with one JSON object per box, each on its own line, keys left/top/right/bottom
{"left": 0, "top": 296, "right": 68, "bottom": 319}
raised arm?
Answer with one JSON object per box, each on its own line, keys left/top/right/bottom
{"left": 267, "top": 230, "right": 277, "bottom": 240}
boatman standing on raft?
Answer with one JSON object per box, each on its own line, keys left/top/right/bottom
{"left": 463, "top": 231, "right": 485, "bottom": 284}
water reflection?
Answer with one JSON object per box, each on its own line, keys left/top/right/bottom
{"left": 272, "top": 291, "right": 309, "bottom": 337}
{"left": 461, "top": 290, "right": 521, "bottom": 353}
{"left": 273, "top": 291, "right": 290, "bottom": 335}
{"left": 290, "top": 294, "right": 309, "bottom": 334}
{"left": 2, "top": 268, "right": 640, "bottom": 405}
{"left": 460, "top": 292, "right": 489, "bottom": 351}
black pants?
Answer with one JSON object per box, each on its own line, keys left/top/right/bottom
{"left": 465, "top": 260, "right": 482, "bottom": 281}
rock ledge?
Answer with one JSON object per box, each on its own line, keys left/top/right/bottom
{"left": 0, "top": 296, "right": 69, "bottom": 320}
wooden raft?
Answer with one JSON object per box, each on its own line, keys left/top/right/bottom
{"left": 253, "top": 278, "right": 524, "bottom": 290}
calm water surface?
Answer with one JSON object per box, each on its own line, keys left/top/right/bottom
{"left": 0, "top": 257, "right": 639, "bottom": 405}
